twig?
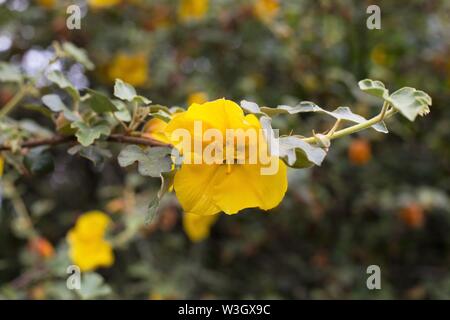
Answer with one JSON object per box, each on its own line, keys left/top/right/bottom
{"left": 0, "top": 134, "right": 170, "bottom": 151}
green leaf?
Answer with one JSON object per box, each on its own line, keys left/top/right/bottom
{"left": 279, "top": 136, "right": 327, "bottom": 167}
{"left": 259, "top": 116, "right": 327, "bottom": 167}
{"left": 86, "top": 89, "right": 118, "bottom": 113}
{"left": 159, "top": 170, "right": 175, "bottom": 198}
{"left": 77, "top": 273, "right": 112, "bottom": 300}
{"left": 0, "top": 62, "right": 23, "bottom": 83}
{"left": 261, "top": 101, "right": 387, "bottom": 133}
{"left": 113, "top": 79, "right": 137, "bottom": 101}
{"left": 62, "top": 42, "right": 94, "bottom": 70}
{"left": 240, "top": 100, "right": 261, "bottom": 113}
{"left": 113, "top": 79, "right": 151, "bottom": 104}
{"left": 41, "top": 94, "right": 80, "bottom": 121}
{"left": 71, "top": 121, "right": 111, "bottom": 147}
{"left": 118, "top": 145, "right": 172, "bottom": 177}
{"left": 112, "top": 100, "right": 132, "bottom": 122}
{"left": 146, "top": 197, "right": 160, "bottom": 225}
{"left": 358, "top": 79, "right": 389, "bottom": 99}
{"left": 68, "top": 145, "right": 112, "bottom": 167}
{"left": 47, "top": 70, "right": 79, "bottom": 100}
{"left": 24, "top": 146, "right": 54, "bottom": 174}
{"left": 387, "top": 87, "right": 432, "bottom": 121}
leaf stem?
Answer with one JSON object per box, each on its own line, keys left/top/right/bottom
{"left": 302, "top": 104, "right": 396, "bottom": 144}
{"left": 0, "top": 84, "right": 31, "bottom": 118}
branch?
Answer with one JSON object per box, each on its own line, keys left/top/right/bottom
{"left": 0, "top": 134, "right": 170, "bottom": 151}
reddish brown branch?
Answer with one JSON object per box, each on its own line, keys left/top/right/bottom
{"left": 0, "top": 134, "right": 170, "bottom": 151}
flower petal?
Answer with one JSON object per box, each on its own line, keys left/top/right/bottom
{"left": 213, "top": 158, "right": 288, "bottom": 214}
{"left": 173, "top": 163, "right": 221, "bottom": 216}
{"left": 183, "top": 213, "right": 219, "bottom": 242}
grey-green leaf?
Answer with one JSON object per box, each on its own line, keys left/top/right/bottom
{"left": 42, "top": 94, "right": 80, "bottom": 121}
{"left": 358, "top": 79, "right": 389, "bottom": 99}
{"left": 86, "top": 89, "right": 118, "bottom": 113}
{"left": 0, "top": 62, "right": 23, "bottom": 83}
{"left": 47, "top": 70, "right": 79, "bottom": 100}
{"left": 118, "top": 145, "right": 172, "bottom": 177}
{"left": 387, "top": 87, "right": 432, "bottom": 121}
{"left": 77, "top": 273, "right": 112, "bottom": 300}
{"left": 71, "top": 121, "right": 111, "bottom": 147}
{"left": 112, "top": 100, "right": 132, "bottom": 122}
{"left": 113, "top": 79, "right": 137, "bottom": 101}
{"left": 279, "top": 136, "right": 327, "bottom": 167}
{"left": 62, "top": 42, "right": 94, "bottom": 70}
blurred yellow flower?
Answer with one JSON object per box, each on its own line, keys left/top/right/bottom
{"left": 67, "top": 211, "right": 114, "bottom": 272}
{"left": 0, "top": 156, "right": 4, "bottom": 177}
{"left": 164, "top": 98, "right": 288, "bottom": 216}
{"left": 370, "top": 45, "right": 388, "bottom": 66}
{"left": 178, "top": 0, "right": 209, "bottom": 22}
{"left": 88, "top": 0, "right": 121, "bottom": 9}
{"left": 187, "top": 91, "right": 208, "bottom": 106}
{"left": 107, "top": 53, "right": 149, "bottom": 87}
{"left": 183, "top": 212, "right": 218, "bottom": 242}
{"left": 36, "top": 0, "right": 55, "bottom": 9}
{"left": 253, "top": 0, "right": 280, "bottom": 22}
{"left": 143, "top": 118, "right": 172, "bottom": 144}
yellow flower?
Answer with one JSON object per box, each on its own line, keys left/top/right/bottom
{"left": 187, "top": 91, "right": 208, "bottom": 106}
{"left": 164, "top": 98, "right": 288, "bottom": 216}
{"left": 183, "top": 212, "right": 218, "bottom": 242}
{"left": 0, "top": 156, "right": 4, "bottom": 177}
{"left": 142, "top": 118, "right": 172, "bottom": 144}
{"left": 37, "top": 0, "right": 55, "bottom": 9}
{"left": 67, "top": 211, "right": 114, "bottom": 272}
{"left": 178, "top": 0, "right": 209, "bottom": 22}
{"left": 253, "top": 0, "right": 280, "bottom": 22}
{"left": 107, "top": 53, "right": 148, "bottom": 87}
{"left": 88, "top": 0, "right": 121, "bottom": 9}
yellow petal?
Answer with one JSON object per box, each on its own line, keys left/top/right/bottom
{"left": 212, "top": 159, "right": 288, "bottom": 214}
{"left": 173, "top": 163, "right": 221, "bottom": 216}
{"left": 142, "top": 118, "right": 171, "bottom": 144}
{"left": 72, "top": 210, "right": 111, "bottom": 241}
{"left": 88, "top": 0, "right": 121, "bottom": 9}
{"left": 68, "top": 238, "right": 114, "bottom": 272}
{"left": 0, "top": 156, "right": 4, "bottom": 177}
{"left": 183, "top": 212, "right": 219, "bottom": 242}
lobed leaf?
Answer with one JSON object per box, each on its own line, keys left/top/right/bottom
{"left": 387, "top": 87, "right": 432, "bottom": 121}
{"left": 71, "top": 121, "right": 111, "bottom": 147}
{"left": 117, "top": 145, "right": 172, "bottom": 177}
{"left": 358, "top": 79, "right": 389, "bottom": 99}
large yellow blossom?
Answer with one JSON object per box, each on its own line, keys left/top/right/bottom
{"left": 67, "top": 211, "right": 114, "bottom": 272}
{"left": 183, "top": 213, "right": 218, "bottom": 242}
{"left": 163, "top": 98, "right": 288, "bottom": 216}
{"left": 178, "top": 0, "right": 209, "bottom": 22}
{"left": 88, "top": 0, "right": 121, "bottom": 9}
{"left": 107, "top": 53, "right": 148, "bottom": 87}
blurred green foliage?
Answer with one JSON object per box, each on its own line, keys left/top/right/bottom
{"left": 0, "top": 0, "right": 449, "bottom": 299}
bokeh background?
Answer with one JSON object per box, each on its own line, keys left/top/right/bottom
{"left": 0, "top": 0, "right": 449, "bottom": 299}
